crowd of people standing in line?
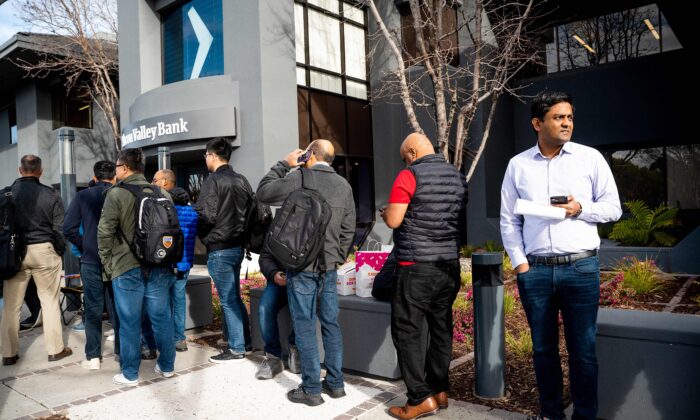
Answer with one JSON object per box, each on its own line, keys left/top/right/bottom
{"left": 0, "top": 90, "right": 620, "bottom": 420}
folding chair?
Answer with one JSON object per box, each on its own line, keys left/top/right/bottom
{"left": 60, "top": 273, "right": 83, "bottom": 325}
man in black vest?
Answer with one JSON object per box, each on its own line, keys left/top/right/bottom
{"left": 381, "top": 133, "right": 467, "bottom": 420}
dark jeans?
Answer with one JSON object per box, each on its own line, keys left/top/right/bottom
{"left": 208, "top": 247, "right": 249, "bottom": 353}
{"left": 113, "top": 267, "right": 176, "bottom": 380}
{"left": 286, "top": 270, "right": 343, "bottom": 394}
{"left": 258, "top": 280, "right": 295, "bottom": 358}
{"left": 391, "top": 261, "right": 460, "bottom": 406}
{"left": 25, "top": 278, "right": 41, "bottom": 317}
{"left": 82, "top": 263, "right": 119, "bottom": 359}
{"left": 517, "top": 255, "right": 600, "bottom": 420}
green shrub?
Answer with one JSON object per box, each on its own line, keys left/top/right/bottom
{"left": 483, "top": 240, "right": 504, "bottom": 252}
{"left": 503, "top": 255, "right": 513, "bottom": 273}
{"left": 503, "top": 289, "right": 516, "bottom": 316}
{"left": 460, "top": 244, "right": 477, "bottom": 258}
{"left": 460, "top": 271, "right": 472, "bottom": 287}
{"left": 609, "top": 200, "right": 678, "bottom": 246}
{"left": 506, "top": 330, "right": 533, "bottom": 358}
{"left": 615, "top": 257, "right": 665, "bottom": 295}
{"left": 212, "top": 295, "right": 222, "bottom": 321}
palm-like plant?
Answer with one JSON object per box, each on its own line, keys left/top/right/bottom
{"left": 609, "top": 200, "right": 678, "bottom": 246}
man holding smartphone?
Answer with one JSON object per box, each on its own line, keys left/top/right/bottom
{"left": 500, "top": 91, "right": 622, "bottom": 420}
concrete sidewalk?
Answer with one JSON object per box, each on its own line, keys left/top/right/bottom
{"left": 1, "top": 310, "right": 524, "bottom": 420}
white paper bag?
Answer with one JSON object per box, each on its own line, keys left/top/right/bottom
{"left": 336, "top": 262, "right": 356, "bottom": 296}
{"left": 356, "top": 263, "right": 378, "bottom": 298}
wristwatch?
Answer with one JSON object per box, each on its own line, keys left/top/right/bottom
{"left": 573, "top": 202, "right": 583, "bottom": 218}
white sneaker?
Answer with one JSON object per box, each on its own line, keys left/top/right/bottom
{"left": 154, "top": 364, "right": 174, "bottom": 378}
{"left": 104, "top": 328, "right": 114, "bottom": 337}
{"left": 112, "top": 373, "right": 138, "bottom": 386}
{"left": 81, "top": 358, "right": 101, "bottom": 370}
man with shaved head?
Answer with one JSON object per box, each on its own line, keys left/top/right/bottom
{"left": 381, "top": 133, "right": 467, "bottom": 419}
{"left": 258, "top": 139, "right": 356, "bottom": 406}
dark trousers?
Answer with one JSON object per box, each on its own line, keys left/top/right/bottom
{"left": 517, "top": 255, "right": 600, "bottom": 420}
{"left": 391, "top": 261, "right": 461, "bottom": 405}
{"left": 81, "top": 263, "right": 119, "bottom": 359}
{"left": 25, "top": 278, "right": 41, "bottom": 317}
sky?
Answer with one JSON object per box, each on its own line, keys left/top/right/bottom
{"left": 0, "top": 1, "right": 27, "bottom": 46}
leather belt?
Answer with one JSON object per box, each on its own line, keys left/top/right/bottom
{"left": 527, "top": 249, "right": 597, "bottom": 266}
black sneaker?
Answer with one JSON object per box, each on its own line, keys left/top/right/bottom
{"left": 321, "top": 379, "right": 346, "bottom": 399}
{"left": 209, "top": 349, "right": 245, "bottom": 363}
{"left": 287, "top": 386, "right": 324, "bottom": 406}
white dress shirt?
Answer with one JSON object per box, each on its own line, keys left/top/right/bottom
{"left": 500, "top": 141, "right": 622, "bottom": 268}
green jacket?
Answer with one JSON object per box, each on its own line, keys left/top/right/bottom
{"left": 97, "top": 173, "right": 172, "bottom": 280}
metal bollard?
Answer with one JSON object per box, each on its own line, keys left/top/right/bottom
{"left": 58, "top": 128, "right": 80, "bottom": 287}
{"left": 472, "top": 251, "right": 505, "bottom": 400}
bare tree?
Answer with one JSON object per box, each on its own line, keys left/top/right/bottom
{"left": 14, "top": 0, "right": 120, "bottom": 152}
{"left": 365, "top": 0, "right": 541, "bottom": 181}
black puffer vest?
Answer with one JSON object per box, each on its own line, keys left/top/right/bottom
{"left": 394, "top": 154, "right": 466, "bottom": 262}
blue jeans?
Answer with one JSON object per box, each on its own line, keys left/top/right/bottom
{"left": 258, "top": 280, "right": 295, "bottom": 358}
{"left": 517, "top": 255, "right": 600, "bottom": 420}
{"left": 143, "top": 270, "right": 188, "bottom": 347}
{"left": 208, "top": 247, "right": 248, "bottom": 353}
{"left": 286, "top": 270, "right": 343, "bottom": 394}
{"left": 113, "top": 267, "right": 176, "bottom": 380}
{"left": 82, "top": 263, "right": 119, "bottom": 359}
{"left": 171, "top": 271, "right": 189, "bottom": 342}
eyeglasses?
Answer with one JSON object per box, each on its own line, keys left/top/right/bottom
{"left": 151, "top": 178, "right": 162, "bottom": 184}
{"left": 203, "top": 152, "right": 213, "bottom": 159}
{"left": 115, "top": 164, "right": 125, "bottom": 169}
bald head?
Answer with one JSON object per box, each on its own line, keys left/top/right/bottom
{"left": 308, "top": 139, "right": 335, "bottom": 164}
{"left": 153, "top": 169, "right": 176, "bottom": 190}
{"left": 400, "top": 133, "right": 434, "bottom": 165}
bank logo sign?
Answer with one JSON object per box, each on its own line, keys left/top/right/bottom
{"left": 120, "top": 107, "right": 237, "bottom": 149}
{"left": 163, "top": 0, "right": 223, "bottom": 85}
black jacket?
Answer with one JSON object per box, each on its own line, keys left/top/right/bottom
{"left": 11, "top": 176, "right": 65, "bottom": 255}
{"left": 259, "top": 244, "right": 284, "bottom": 283}
{"left": 194, "top": 165, "right": 251, "bottom": 252}
{"left": 63, "top": 181, "right": 112, "bottom": 265}
{"left": 394, "top": 154, "right": 467, "bottom": 263}
{"left": 257, "top": 161, "right": 356, "bottom": 271}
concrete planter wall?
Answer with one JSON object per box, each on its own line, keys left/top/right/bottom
{"left": 596, "top": 308, "right": 700, "bottom": 420}
{"left": 599, "top": 226, "right": 700, "bottom": 273}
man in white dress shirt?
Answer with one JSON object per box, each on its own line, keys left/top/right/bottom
{"left": 500, "top": 91, "right": 622, "bottom": 420}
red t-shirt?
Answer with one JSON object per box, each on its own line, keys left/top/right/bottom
{"left": 389, "top": 170, "right": 416, "bottom": 265}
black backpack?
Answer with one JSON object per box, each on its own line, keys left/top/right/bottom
{"left": 1, "top": 186, "right": 26, "bottom": 280}
{"left": 236, "top": 174, "right": 273, "bottom": 257}
{"left": 117, "top": 183, "right": 184, "bottom": 266}
{"left": 266, "top": 168, "right": 332, "bottom": 271}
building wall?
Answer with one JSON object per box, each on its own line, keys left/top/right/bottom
{"left": 0, "top": 79, "right": 117, "bottom": 188}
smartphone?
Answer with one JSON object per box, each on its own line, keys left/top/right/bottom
{"left": 550, "top": 195, "right": 568, "bottom": 205}
{"left": 297, "top": 149, "right": 312, "bottom": 164}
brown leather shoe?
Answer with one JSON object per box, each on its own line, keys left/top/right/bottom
{"left": 48, "top": 347, "right": 73, "bottom": 362}
{"left": 388, "top": 396, "right": 438, "bottom": 420}
{"left": 2, "top": 355, "right": 19, "bottom": 365}
{"left": 434, "top": 392, "right": 448, "bottom": 409}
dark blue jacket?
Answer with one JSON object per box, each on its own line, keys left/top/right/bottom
{"left": 170, "top": 187, "right": 198, "bottom": 272}
{"left": 63, "top": 180, "right": 112, "bottom": 266}
{"left": 393, "top": 154, "right": 467, "bottom": 263}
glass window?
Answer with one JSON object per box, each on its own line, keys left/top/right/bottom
{"left": 162, "top": 0, "right": 224, "bottom": 84}
{"left": 308, "top": 9, "right": 342, "bottom": 73}
{"left": 546, "top": 4, "right": 682, "bottom": 73}
{"left": 609, "top": 148, "right": 665, "bottom": 208}
{"left": 9, "top": 106, "right": 17, "bottom": 145}
{"left": 310, "top": 70, "right": 343, "bottom": 94}
{"left": 308, "top": 0, "right": 339, "bottom": 14}
{"left": 343, "top": 2, "right": 365, "bottom": 25}
{"left": 294, "top": 4, "right": 306, "bottom": 64}
{"left": 51, "top": 87, "right": 92, "bottom": 130}
{"left": 344, "top": 24, "right": 366, "bottom": 80}
{"left": 667, "top": 145, "right": 700, "bottom": 209}
{"left": 295, "top": 1, "right": 369, "bottom": 98}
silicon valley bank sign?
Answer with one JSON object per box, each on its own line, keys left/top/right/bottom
{"left": 120, "top": 107, "right": 237, "bottom": 149}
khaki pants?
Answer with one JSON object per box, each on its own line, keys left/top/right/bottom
{"left": 1, "top": 243, "right": 65, "bottom": 357}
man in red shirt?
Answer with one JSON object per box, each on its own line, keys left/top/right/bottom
{"left": 382, "top": 133, "right": 467, "bottom": 420}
